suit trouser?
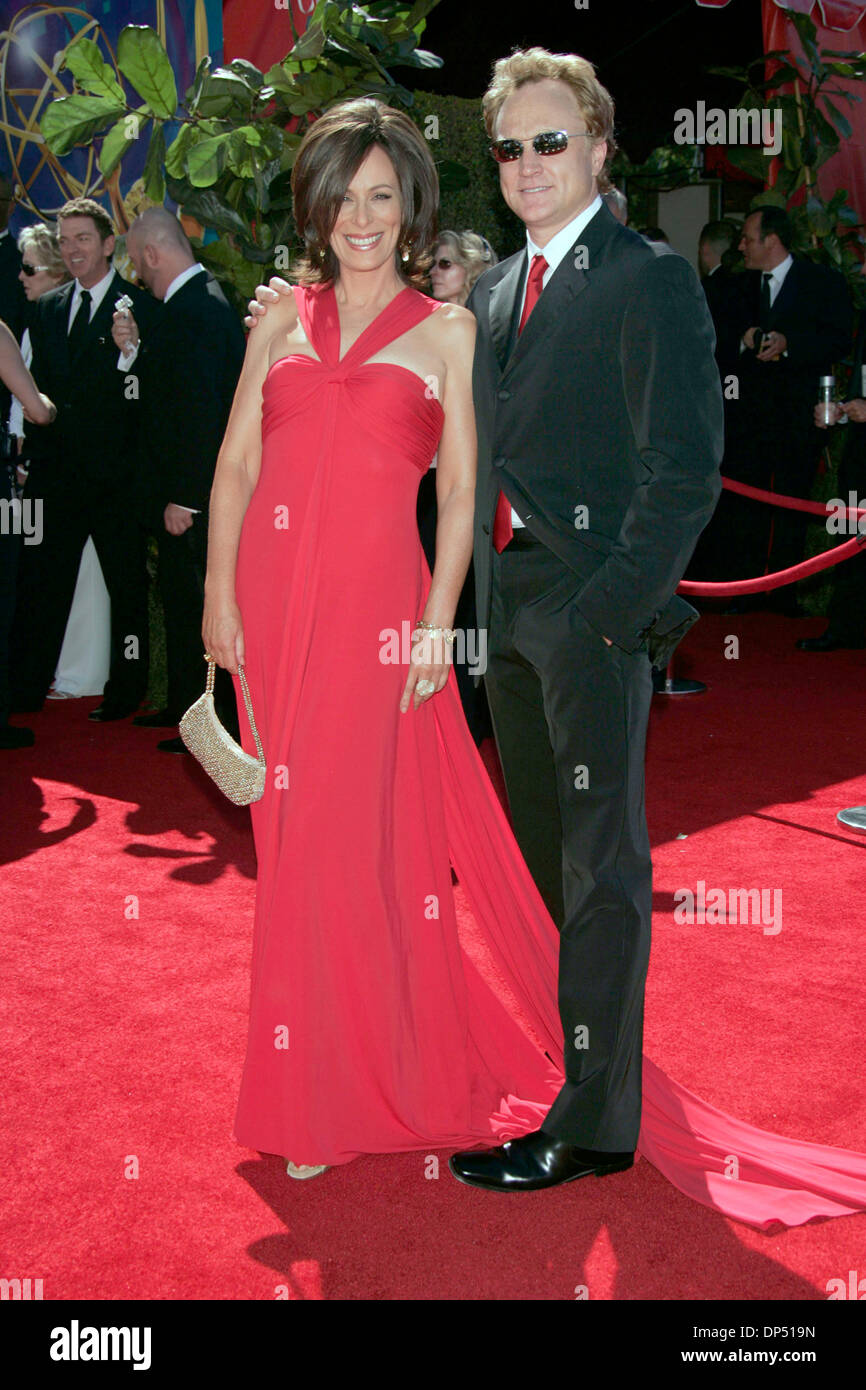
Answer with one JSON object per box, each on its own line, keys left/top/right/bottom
{"left": 156, "top": 512, "right": 238, "bottom": 735}
{"left": 11, "top": 461, "right": 149, "bottom": 709}
{"left": 720, "top": 404, "right": 823, "bottom": 585}
{"left": 0, "top": 472, "right": 21, "bottom": 724}
{"left": 484, "top": 538, "right": 653, "bottom": 1152}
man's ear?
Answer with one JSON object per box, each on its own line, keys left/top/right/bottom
{"left": 103, "top": 233, "right": 116, "bottom": 261}
{"left": 591, "top": 140, "right": 608, "bottom": 179}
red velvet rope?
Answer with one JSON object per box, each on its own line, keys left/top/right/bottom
{"left": 677, "top": 477, "right": 866, "bottom": 597}
{"left": 719, "top": 475, "right": 866, "bottom": 518}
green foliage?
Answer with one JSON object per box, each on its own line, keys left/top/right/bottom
{"left": 39, "top": 2, "right": 449, "bottom": 302}
{"left": 708, "top": 9, "right": 866, "bottom": 298}
{"left": 610, "top": 144, "right": 701, "bottom": 230}
{"left": 407, "top": 91, "right": 524, "bottom": 258}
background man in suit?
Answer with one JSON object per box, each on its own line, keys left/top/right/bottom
{"left": 11, "top": 196, "right": 160, "bottom": 720}
{"left": 698, "top": 218, "right": 740, "bottom": 362}
{"left": 0, "top": 172, "right": 26, "bottom": 448}
{"left": 716, "top": 205, "right": 851, "bottom": 604}
{"left": 113, "top": 207, "right": 244, "bottom": 750}
{"left": 798, "top": 266, "right": 866, "bottom": 652}
{"left": 685, "top": 220, "right": 741, "bottom": 584}
{"left": 447, "top": 48, "right": 723, "bottom": 1192}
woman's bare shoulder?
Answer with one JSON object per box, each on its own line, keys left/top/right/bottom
{"left": 427, "top": 300, "right": 476, "bottom": 350}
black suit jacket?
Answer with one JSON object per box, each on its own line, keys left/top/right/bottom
{"left": 133, "top": 269, "right": 245, "bottom": 525}
{"left": 847, "top": 309, "right": 866, "bottom": 401}
{"left": 725, "top": 258, "right": 852, "bottom": 430}
{"left": 702, "top": 264, "right": 742, "bottom": 382}
{"left": 0, "top": 230, "right": 25, "bottom": 341}
{"left": 24, "top": 269, "right": 161, "bottom": 492}
{"left": 0, "top": 229, "right": 26, "bottom": 430}
{"left": 467, "top": 202, "right": 724, "bottom": 663}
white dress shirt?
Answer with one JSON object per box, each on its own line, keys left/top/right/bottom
{"left": 68, "top": 265, "right": 116, "bottom": 325}
{"left": 740, "top": 254, "right": 793, "bottom": 355}
{"left": 67, "top": 265, "right": 135, "bottom": 373}
{"left": 164, "top": 261, "right": 206, "bottom": 303}
{"left": 510, "top": 194, "right": 604, "bottom": 526}
{"left": 762, "top": 253, "right": 793, "bottom": 307}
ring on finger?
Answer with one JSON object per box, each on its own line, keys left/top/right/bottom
{"left": 416, "top": 679, "right": 435, "bottom": 698}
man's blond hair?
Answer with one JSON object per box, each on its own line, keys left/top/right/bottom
{"left": 482, "top": 47, "right": 617, "bottom": 191}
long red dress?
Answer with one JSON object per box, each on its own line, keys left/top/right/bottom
{"left": 232, "top": 281, "right": 866, "bottom": 1228}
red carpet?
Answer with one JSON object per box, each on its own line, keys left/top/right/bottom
{"left": 1, "top": 612, "right": 864, "bottom": 1300}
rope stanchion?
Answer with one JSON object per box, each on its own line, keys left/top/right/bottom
{"left": 680, "top": 534, "right": 866, "bottom": 596}
{"left": 719, "top": 476, "right": 866, "bottom": 519}
{"left": 678, "top": 475, "right": 866, "bottom": 597}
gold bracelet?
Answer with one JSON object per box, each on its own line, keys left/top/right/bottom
{"left": 413, "top": 621, "right": 456, "bottom": 644}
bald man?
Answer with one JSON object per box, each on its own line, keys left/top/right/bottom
{"left": 115, "top": 209, "right": 245, "bottom": 748}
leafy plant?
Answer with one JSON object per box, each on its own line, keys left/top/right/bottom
{"left": 39, "top": 1, "right": 446, "bottom": 305}
{"left": 609, "top": 144, "right": 703, "bottom": 230}
{"left": 709, "top": 7, "right": 866, "bottom": 294}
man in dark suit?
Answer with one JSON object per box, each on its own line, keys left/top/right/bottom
{"left": 717, "top": 205, "right": 851, "bottom": 601}
{"left": 685, "top": 221, "right": 742, "bottom": 584}
{"left": 798, "top": 279, "right": 866, "bottom": 651}
{"left": 114, "top": 207, "right": 244, "bottom": 749}
{"left": 447, "top": 50, "right": 723, "bottom": 1192}
{"left": 10, "top": 196, "right": 160, "bottom": 719}
{"left": 0, "top": 172, "right": 26, "bottom": 448}
{"left": 698, "top": 219, "right": 740, "bottom": 375}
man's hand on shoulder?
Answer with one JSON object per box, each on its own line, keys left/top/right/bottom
{"left": 245, "top": 276, "right": 293, "bottom": 329}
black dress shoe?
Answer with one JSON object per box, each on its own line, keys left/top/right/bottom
{"left": 132, "top": 709, "right": 180, "bottom": 728}
{"left": 88, "top": 702, "right": 141, "bottom": 722}
{"left": 448, "top": 1128, "right": 633, "bottom": 1193}
{"left": 0, "top": 724, "right": 35, "bottom": 748}
{"left": 796, "top": 631, "right": 865, "bottom": 652}
{"left": 157, "top": 735, "right": 189, "bottom": 755}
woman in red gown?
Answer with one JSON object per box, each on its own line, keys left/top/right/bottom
{"left": 204, "top": 98, "right": 866, "bottom": 1226}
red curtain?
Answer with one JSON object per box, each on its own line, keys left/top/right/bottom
{"left": 760, "top": 1, "right": 866, "bottom": 225}
{"left": 222, "top": 0, "right": 312, "bottom": 70}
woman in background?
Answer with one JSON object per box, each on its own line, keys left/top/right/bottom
{"left": 422, "top": 230, "right": 499, "bottom": 743}
{"left": 429, "top": 229, "right": 496, "bottom": 307}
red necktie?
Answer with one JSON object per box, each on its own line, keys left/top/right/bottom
{"left": 492, "top": 253, "right": 549, "bottom": 553}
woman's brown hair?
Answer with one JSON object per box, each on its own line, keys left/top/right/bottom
{"left": 290, "top": 98, "right": 438, "bottom": 287}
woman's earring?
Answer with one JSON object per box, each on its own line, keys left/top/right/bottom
{"left": 400, "top": 242, "right": 411, "bottom": 263}
{"left": 314, "top": 243, "right": 326, "bottom": 263}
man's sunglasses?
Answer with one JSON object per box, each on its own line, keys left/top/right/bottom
{"left": 489, "top": 130, "right": 592, "bottom": 163}
{"left": 20, "top": 262, "right": 50, "bottom": 276}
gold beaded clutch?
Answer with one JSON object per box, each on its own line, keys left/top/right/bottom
{"left": 179, "top": 655, "right": 266, "bottom": 805}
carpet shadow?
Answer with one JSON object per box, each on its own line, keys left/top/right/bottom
{"left": 234, "top": 1147, "right": 831, "bottom": 1301}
